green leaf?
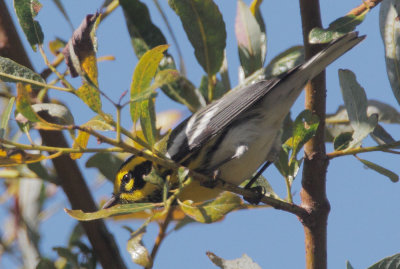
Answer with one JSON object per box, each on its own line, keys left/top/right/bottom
{"left": 31, "top": 103, "right": 74, "bottom": 125}
{"left": 179, "top": 192, "right": 242, "bottom": 223}
{"left": 371, "top": 124, "right": 397, "bottom": 146}
{"left": 86, "top": 153, "right": 124, "bottom": 182}
{"left": 76, "top": 83, "right": 102, "bottom": 113}
{"left": 130, "top": 45, "right": 168, "bottom": 146}
{"left": 120, "top": 0, "right": 167, "bottom": 59}
{"left": 65, "top": 203, "right": 159, "bottom": 221}
{"left": 339, "top": 69, "right": 378, "bottom": 148}
{"left": 0, "top": 97, "right": 15, "bottom": 139}
{"left": 287, "top": 110, "right": 319, "bottom": 163}
{"left": 158, "top": 61, "right": 205, "bottom": 112}
{"left": 333, "top": 132, "right": 353, "bottom": 151}
{"left": 367, "top": 253, "right": 400, "bottom": 269}
{"left": 327, "top": 100, "right": 400, "bottom": 125}
{"left": 169, "top": 0, "right": 226, "bottom": 75}
{"left": 198, "top": 75, "right": 227, "bottom": 102}
{"left": 207, "top": 252, "right": 262, "bottom": 269}
{"left": 83, "top": 114, "right": 114, "bottom": 131}
{"left": 380, "top": 0, "right": 400, "bottom": 105}
{"left": 0, "top": 56, "right": 45, "bottom": 90}
{"left": 129, "top": 69, "right": 180, "bottom": 105}
{"left": 309, "top": 12, "right": 367, "bottom": 44}
{"left": 50, "top": 0, "right": 73, "bottom": 30}
{"left": 236, "top": 0, "right": 264, "bottom": 77}
{"left": 241, "top": 175, "right": 279, "bottom": 199}
{"left": 53, "top": 247, "right": 79, "bottom": 267}
{"left": 126, "top": 228, "right": 151, "bottom": 267}
{"left": 16, "top": 83, "right": 40, "bottom": 123}
{"left": 346, "top": 260, "right": 355, "bottom": 269}
{"left": 36, "top": 258, "right": 57, "bottom": 269}
{"left": 48, "top": 38, "right": 66, "bottom": 55}
{"left": 13, "top": 0, "right": 44, "bottom": 51}
{"left": 264, "top": 46, "right": 304, "bottom": 79}
{"left": 357, "top": 158, "right": 399, "bottom": 182}
{"left": 68, "top": 223, "right": 85, "bottom": 246}
{"left": 150, "top": 69, "right": 180, "bottom": 91}
{"left": 27, "top": 162, "right": 57, "bottom": 184}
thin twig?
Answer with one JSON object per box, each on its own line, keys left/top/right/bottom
{"left": 347, "top": 0, "right": 383, "bottom": 16}
{"left": 147, "top": 207, "right": 174, "bottom": 269}
{"left": 327, "top": 140, "right": 400, "bottom": 159}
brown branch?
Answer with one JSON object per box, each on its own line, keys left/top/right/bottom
{"left": 0, "top": 1, "right": 126, "bottom": 268}
{"left": 146, "top": 207, "right": 174, "bottom": 269}
{"left": 299, "top": 1, "right": 329, "bottom": 269}
{"left": 347, "top": 0, "right": 383, "bottom": 16}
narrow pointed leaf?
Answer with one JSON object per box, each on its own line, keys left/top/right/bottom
{"left": 169, "top": 0, "right": 226, "bottom": 75}
{"left": 287, "top": 110, "right": 319, "bottom": 162}
{"left": 86, "top": 153, "right": 124, "bottom": 182}
{"left": 179, "top": 192, "right": 242, "bottom": 223}
{"left": 339, "top": 69, "right": 377, "bottom": 148}
{"left": 158, "top": 64, "right": 205, "bottom": 111}
{"left": 120, "top": 0, "right": 167, "bottom": 58}
{"left": 333, "top": 132, "right": 353, "bottom": 151}
{"left": 130, "top": 45, "right": 169, "bottom": 145}
{"left": 371, "top": 124, "right": 397, "bottom": 146}
{"left": 62, "top": 13, "right": 100, "bottom": 78}
{"left": 264, "top": 46, "right": 304, "bottom": 79}
{"left": 236, "top": 0, "right": 264, "bottom": 77}
{"left": 126, "top": 228, "right": 151, "bottom": 267}
{"left": 309, "top": 12, "right": 367, "bottom": 44}
{"left": 14, "top": 0, "right": 44, "bottom": 51}
{"left": 70, "top": 131, "right": 90, "bottom": 160}
{"left": 76, "top": 84, "right": 101, "bottom": 113}
{"left": 16, "top": 83, "right": 40, "bottom": 122}
{"left": 207, "top": 252, "right": 262, "bottom": 269}
{"left": 50, "top": 0, "right": 73, "bottom": 29}
{"left": 380, "top": 0, "right": 400, "bottom": 105}
{"left": 0, "top": 56, "right": 45, "bottom": 90}
{"left": 65, "top": 203, "right": 158, "bottom": 221}
{"left": 0, "top": 97, "right": 15, "bottom": 139}
{"left": 358, "top": 158, "right": 399, "bottom": 182}
{"left": 83, "top": 114, "right": 114, "bottom": 131}
{"left": 346, "top": 260, "right": 355, "bottom": 269}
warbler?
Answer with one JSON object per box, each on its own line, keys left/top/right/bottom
{"left": 103, "top": 32, "right": 364, "bottom": 208}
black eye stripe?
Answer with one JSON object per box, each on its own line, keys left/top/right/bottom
{"left": 132, "top": 161, "right": 152, "bottom": 190}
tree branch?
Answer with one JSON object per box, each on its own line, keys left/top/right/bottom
{"left": 299, "top": 1, "right": 329, "bottom": 268}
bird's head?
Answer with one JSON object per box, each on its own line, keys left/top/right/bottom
{"left": 103, "top": 156, "right": 161, "bottom": 209}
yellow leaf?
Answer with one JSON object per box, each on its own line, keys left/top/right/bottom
{"left": 16, "top": 83, "right": 40, "bottom": 122}
{"left": 76, "top": 83, "right": 102, "bottom": 113}
{"left": 70, "top": 131, "right": 90, "bottom": 160}
{"left": 0, "top": 149, "right": 61, "bottom": 167}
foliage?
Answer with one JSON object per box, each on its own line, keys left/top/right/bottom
{"left": 0, "top": 0, "right": 399, "bottom": 268}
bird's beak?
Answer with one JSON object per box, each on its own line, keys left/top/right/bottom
{"left": 102, "top": 194, "right": 119, "bottom": 209}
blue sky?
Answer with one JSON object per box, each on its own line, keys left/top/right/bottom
{"left": 2, "top": 0, "right": 400, "bottom": 268}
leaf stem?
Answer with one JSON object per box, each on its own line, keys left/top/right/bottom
{"left": 116, "top": 106, "right": 121, "bottom": 143}
{"left": 0, "top": 138, "right": 124, "bottom": 154}
{"left": 38, "top": 45, "right": 76, "bottom": 92}
{"left": 0, "top": 72, "right": 72, "bottom": 93}
{"left": 327, "top": 140, "right": 400, "bottom": 159}
{"left": 284, "top": 176, "right": 293, "bottom": 203}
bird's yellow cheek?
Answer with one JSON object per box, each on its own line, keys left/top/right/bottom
{"left": 124, "top": 179, "right": 134, "bottom": 192}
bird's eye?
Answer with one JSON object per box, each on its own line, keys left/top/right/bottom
{"left": 122, "top": 173, "right": 131, "bottom": 183}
